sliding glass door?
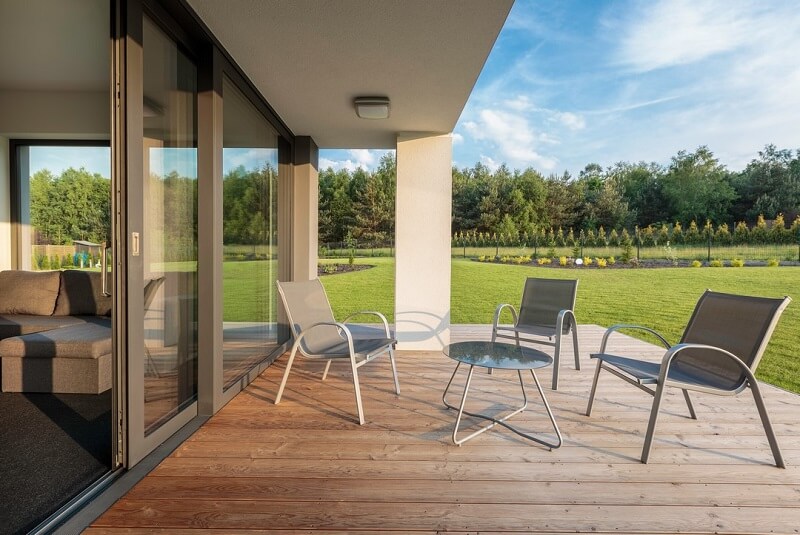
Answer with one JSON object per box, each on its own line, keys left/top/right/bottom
{"left": 124, "top": 6, "right": 199, "bottom": 464}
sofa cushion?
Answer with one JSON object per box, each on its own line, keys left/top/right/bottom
{"left": 0, "top": 314, "right": 87, "bottom": 340}
{"left": 0, "top": 318, "right": 111, "bottom": 359}
{"left": 0, "top": 270, "right": 61, "bottom": 315}
{"left": 53, "top": 270, "right": 112, "bottom": 317}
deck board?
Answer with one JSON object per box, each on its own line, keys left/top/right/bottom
{"left": 90, "top": 325, "right": 800, "bottom": 534}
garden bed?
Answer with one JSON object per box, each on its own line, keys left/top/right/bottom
{"left": 472, "top": 257, "right": 797, "bottom": 269}
{"left": 317, "top": 263, "right": 374, "bottom": 276}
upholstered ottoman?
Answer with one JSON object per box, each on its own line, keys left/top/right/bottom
{"left": 0, "top": 320, "right": 112, "bottom": 394}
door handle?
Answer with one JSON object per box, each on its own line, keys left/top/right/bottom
{"left": 101, "top": 242, "right": 111, "bottom": 297}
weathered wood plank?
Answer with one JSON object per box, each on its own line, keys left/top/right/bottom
{"left": 92, "top": 501, "right": 800, "bottom": 533}
{"left": 123, "top": 477, "right": 800, "bottom": 507}
{"left": 92, "top": 324, "right": 800, "bottom": 534}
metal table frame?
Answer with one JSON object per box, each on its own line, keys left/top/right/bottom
{"left": 442, "top": 344, "right": 563, "bottom": 448}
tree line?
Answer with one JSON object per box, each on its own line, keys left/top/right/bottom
{"left": 29, "top": 144, "right": 800, "bottom": 251}
{"left": 318, "top": 144, "right": 800, "bottom": 245}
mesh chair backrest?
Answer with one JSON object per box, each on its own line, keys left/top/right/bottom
{"left": 517, "top": 278, "right": 578, "bottom": 333}
{"left": 677, "top": 290, "right": 790, "bottom": 391}
{"left": 143, "top": 276, "right": 165, "bottom": 310}
{"left": 276, "top": 279, "right": 345, "bottom": 355}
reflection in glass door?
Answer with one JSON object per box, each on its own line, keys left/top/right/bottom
{"left": 222, "top": 77, "right": 280, "bottom": 389}
{"left": 141, "top": 16, "right": 198, "bottom": 434}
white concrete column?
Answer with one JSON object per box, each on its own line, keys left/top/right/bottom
{"left": 291, "top": 136, "right": 319, "bottom": 281}
{"left": 395, "top": 133, "right": 452, "bottom": 350}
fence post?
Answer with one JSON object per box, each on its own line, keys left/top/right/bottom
{"left": 635, "top": 232, "right": 640, "bottom": 261}
{"left": 707, "top": 233, "right": 712, "bottom": 262}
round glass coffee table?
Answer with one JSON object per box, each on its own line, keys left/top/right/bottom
{"left": 442, "top": 341, "right": 563, "bottom": 448}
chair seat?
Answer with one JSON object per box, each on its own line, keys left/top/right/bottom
{"left": 345, "top": 323, "right": 395, "bottom": 339}
{"left": 591, "top": 353, "right": 744, "bottom": 390}
{"left": 306, "top": 337, "right": 395, "bottom": 359}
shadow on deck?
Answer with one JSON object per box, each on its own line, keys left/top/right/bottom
{"left": 89, "top": 324, "right": 800, "bottom": 534}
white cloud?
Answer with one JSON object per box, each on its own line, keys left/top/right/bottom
{"left": 480, "top": 155, "right": 501, "bottom": 172}
{"left": 504, "top": 95, "right": 533, "bottom": 112}
{"left": 451, "top": 133, "right": 464, "bottom": 145}
{"left": 552, "top": 111, "right": 585, "bottom": 131}
{"left": 318, "top": 149, "right": 394, "bottom": 173}
{"left": 613, "top": 0, "right": 751, "bottom": 72}
{"left": 346, "top": 149, "right": 378, "bottom": 169}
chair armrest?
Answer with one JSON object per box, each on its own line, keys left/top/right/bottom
{"left": 659, "top": 343, "right": 753, "bottom": 392}
{"left": 293, "top": 321, "right": 355, "bottom": 357}
{"left": 342, "top": 310, "right": 391, "bottom": 337}
{"left": 493, "top": 303, "right": 518, "bottom": 329}
{"left": 556, "top": 308, "right": 577, "bottom": 332}
{"left": 597, "top": 324, "right": 671, "bottom": 354}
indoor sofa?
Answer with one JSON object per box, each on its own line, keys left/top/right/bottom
{"left": 0, "top": 270, "right": 112, "bottom": 394}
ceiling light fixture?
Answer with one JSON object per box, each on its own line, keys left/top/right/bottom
{"left": 354, "top": 96, "right": 390, "bottom": 119}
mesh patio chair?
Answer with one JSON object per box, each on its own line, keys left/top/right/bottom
{"left": 275, "top": 279, "right": 400, "bottom": 425}
{"left": 492, "top": 277, "right": 580, "bottom": 390}
{"left": 143, "top": 276, "right": 165, "bottom": 377}
{"left": 585, "top": 290, "right": 791, "bottom": 467}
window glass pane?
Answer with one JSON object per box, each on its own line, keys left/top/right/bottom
{"left": 142, "top": 16, "right": 198, "bottom": 434}
{"left": 25, "top": 146, "right": 111, "bottom": 271}
{"left": 222, "top": 76, "right": 279, "bottom": 389}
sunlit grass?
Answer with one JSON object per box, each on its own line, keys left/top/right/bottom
{"left": 314, "top": 257, "right": 800, "bottom": 393}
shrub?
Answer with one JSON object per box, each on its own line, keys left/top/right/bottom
{"left": 691, "top": 260, "right": 702, "bottom": 268}
{"left": 620, "top": 242, "right": 634, "bottom": 263}
{"left": 537, "top": 257, "right": 552, "bottom": 265}
{"left": 559, "top": 256, "right": 568, "bottom": 266}
{"left": 583, "top": 257, "right": 593, "bottom": 266}
{"left": 730, "top": 258, "right": 745, "bottom": 267}
{"left": 767, "top": 258, "right": 780, "bottom": 267}
{"left": 607, "top": 256, "right": 616, "bottom": 265}
{"left": 709, "top": 259, "right": 724, "bottom": 267}
{"left": 662, "top": 241, "right": 678, "bottom": 266}
{"left": 319, "top": 263, "right": 338, "bottom": 274}
{"left": 596, "top": 258, "right": 607, "bottom": 268}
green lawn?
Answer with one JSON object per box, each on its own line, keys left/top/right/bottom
{"left": 315, "top": 257, "right": 800, "bottom": 393}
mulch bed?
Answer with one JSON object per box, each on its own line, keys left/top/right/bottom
{"left": 318, "top": 263, "right": 374, "bottom": 276}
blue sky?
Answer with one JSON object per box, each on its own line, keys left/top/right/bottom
{"left": 33, "top": 1, "right": 799, "bottom": 179}
{"left": 322, "top": 0, "right": 800, "bottom": 176}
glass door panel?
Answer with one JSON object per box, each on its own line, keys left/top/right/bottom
{"left": 221, "top": 77, "right": 279, "bottom": 389}
{"left": 141, "top": 16, "right": 198, "bottom": 435}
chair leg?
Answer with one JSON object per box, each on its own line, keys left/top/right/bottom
{"left": 571, "top": 324, "right": 581, "bottom": 371}
{"left": 682, "top": 389, "right": 697, "bottom": 419}
{"left": 585, "top": 359, "right": 603, "bottom": 416}
{"left": 749, "top": 380, "right": 786, "bottom": 468}
{"left": 145, "top": 346, "right": 161, "bottom": 378}
{"left": 641, "top": 380, "right": 668, "bottom": 464}
{"left": 321, "top": 360, "right": 332, "bottom": 381}
{"left": 350, "top": 357, "right": 365, "bottom": 425}
{"left": 389, "top": 347, "right": 400, "bottom": 395}
{"left": 275, "top": 346, "right": 298, "bottom": 404}
{"left": 551, "top": 333, "right": 562, "bottom": 390}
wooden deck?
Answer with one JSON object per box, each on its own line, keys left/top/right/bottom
{"left": 88, "top": 325, "right": 800, "bottom": 534}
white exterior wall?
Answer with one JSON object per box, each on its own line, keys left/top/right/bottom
{"left": 395, "top": 134, "right": 452, "bottom": 350}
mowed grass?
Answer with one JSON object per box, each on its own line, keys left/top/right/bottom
{"left": 315, "top": 257, "right": 800, "bottom": 393}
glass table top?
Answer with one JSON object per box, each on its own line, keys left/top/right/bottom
{"left": 443, "top": 341, "right": 553, "bottom": 370}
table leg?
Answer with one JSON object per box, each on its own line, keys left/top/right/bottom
{"left": 442, "top": 364, "right": 562, "bottom": 449}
